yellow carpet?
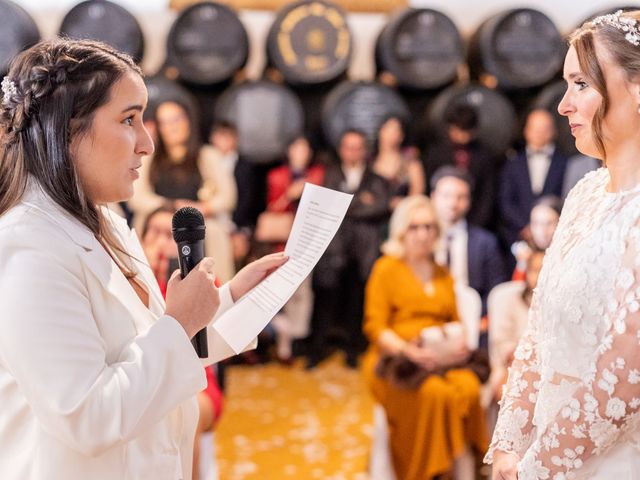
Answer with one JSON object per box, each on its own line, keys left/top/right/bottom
{"left": 215, "top": 354, "right": 375, "bottom": 479}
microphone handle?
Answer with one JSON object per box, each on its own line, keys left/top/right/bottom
{"left": 176, "top": 240, "right": 208, "bottom": 358}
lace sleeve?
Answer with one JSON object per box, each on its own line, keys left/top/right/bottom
{"left": 484, "top": 297, "right": 541, "bottom": 463}
{"left": 516, "top": 226, "right": 640, "bottom": 480}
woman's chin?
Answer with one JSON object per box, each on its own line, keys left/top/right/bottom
{"left": 574, "top": 139, "right": 601, "bottom": 160}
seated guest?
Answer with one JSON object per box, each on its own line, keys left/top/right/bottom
{"left": 488, "top": 249, "right": 544, "bottom": 402}
{"left": 430, "top": 166, "right": 507, "bottom": 322}
{"left": 498, "top": 109, "right": 567, "bottom": 250}
{"left": 362, "top": 195, "right": 487, "bottom": 480}
{"left": 511, "top": 195, "right": 562, "bottom": 281}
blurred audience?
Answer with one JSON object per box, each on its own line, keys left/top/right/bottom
{"left": 130, "top": 100, "right": 236, "bottom": 281}
{"left": 430, "top": 166, "right": 507, "bottom": 332}
{"left": 362, "top": 195, "right": 487, "bottom": 480}
{"left": 424, "top": 104, "right": 498, "bottom": 229}
{"left": 372, "top": 115, "right": 424, "bottom": 210}
{"left": 488, "top": 249, "right": 545, "bottom": 403}
{"left": 498, "top": 109, "right": 567, "bottom": 250}
{"left": 260, "top": 135, "right": 324, "bottom": 363}
{"left": 209, "top": 121, "right": 261, "bottom": 267}
{"left": 309, "top": 129, "right": 390, "bottom": 369}
{"left": 511, "top": 195, "right": 562, "bottom": 281}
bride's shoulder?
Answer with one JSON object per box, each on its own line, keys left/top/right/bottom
{"left": 565, "top": 167, "right": 608, "bottom": 203}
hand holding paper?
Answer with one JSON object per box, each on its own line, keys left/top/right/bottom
{"left": 213, "top": 183, "right": 353, "bottom": 353}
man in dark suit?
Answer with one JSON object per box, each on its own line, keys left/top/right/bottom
{"left": 424, "top": 104, "right": 498, "bottom": 229}
{"left": 309, "top": 129, "right": 390, "bottom": 368}
{"left": 498, "top": 109, "right": 568, "bottom": 250}
{"left": 431, "top": 166, "right": 507, "bottom": 349}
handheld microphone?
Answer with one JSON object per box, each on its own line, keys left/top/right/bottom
{"left": 172, "top": 207, "right": 208, "bottom": 358}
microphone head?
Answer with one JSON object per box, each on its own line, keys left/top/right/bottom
{"left": 172, "top": 207, "right": 206, "bottom": 243}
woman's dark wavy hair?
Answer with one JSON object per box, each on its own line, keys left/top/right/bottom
{"left": 150, "top": 98, "right": 201, "bottom": 187}
{"left": 0, "top": 38, "right": 142, "bottom": 276}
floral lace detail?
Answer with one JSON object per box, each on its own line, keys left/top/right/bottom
{"left": 485, "top": 168, "right": 640, "bottom": 478}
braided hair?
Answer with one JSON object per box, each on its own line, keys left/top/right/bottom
{"left": 0, "top": 38, "right": 143, "bottom": 277}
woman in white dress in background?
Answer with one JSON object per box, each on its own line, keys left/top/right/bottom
{"left": 487, "top": 10, "right": 640, "bottom": 479}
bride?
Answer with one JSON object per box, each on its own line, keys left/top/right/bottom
{"left": 487, "top": 10, "right": 640, "bottom": 479}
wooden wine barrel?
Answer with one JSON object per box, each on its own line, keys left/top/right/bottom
{"left": 214, "top": 80, "right": 305, "bottom": 164}
{"left": 427, "top": 83, "right": 517, "bottom": 155}
{"left": 467, "top": 9, "right": 565, "bottom": 90}
{"left": 144, "top": 76, "right": 197, "bottom": 122}
{"left": 266, "top": 0, "right": 352, "bottom": 86}
{"left": 322, "top": 81, "right": 410, "bottom": 149}
{"left": 376, "top": 7, "right": 464, "bottom": 90}
{"left": 0, "top": 0, "right": 40, "bottom": 75}
{"left": 533, "top": 80, "right": 577, "bottom": 156}
{"left": 166, "top": 1, "right": 249, "bottom": 86}
{"left": 59, "top": 0, "right": 144, "bottom": 63}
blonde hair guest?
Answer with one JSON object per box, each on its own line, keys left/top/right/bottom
{"left": 381, "top": 195, "right": 440, "bottom": 259}
{"left": 362, "top": 195, "right": 487, "bottom": 480}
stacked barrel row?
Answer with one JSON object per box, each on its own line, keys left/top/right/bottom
{"left": 1, "top": 0, "right": 633, "bottom": 164}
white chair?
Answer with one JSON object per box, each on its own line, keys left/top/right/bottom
{"left": 199, "top": 432, "right": 218, "bottom": 480}
{"left": 369, "top": 284, "right": 483, "bottom": 479}
{"left": 369, "top": 404, "right": 397, "bottom": 480}
{"left": 454, "top": 283, "right": 482, "bottom": 350}
{"left": 486, "top": 280, "right": 527, "bottom": 411}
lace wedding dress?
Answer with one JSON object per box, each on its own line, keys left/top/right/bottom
{"left": 485, "top": 168, "right": 640, "bottom": 479}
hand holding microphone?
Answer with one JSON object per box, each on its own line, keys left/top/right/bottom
{"left": 164, "top": 207, "right": 218, "bottom": 357}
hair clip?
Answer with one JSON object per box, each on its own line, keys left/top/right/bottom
{"left": 592, "top": 10, "right": 640, "bottom": 46}
{"left": 1, "top": 76, "right": 18, "bottom": 105}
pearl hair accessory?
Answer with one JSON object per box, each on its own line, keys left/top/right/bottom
{"left": 1, "top": 76, "right": 18, "bottom": 106}
{"left": 592, "top": 10, "right": 640, "bottom": 46}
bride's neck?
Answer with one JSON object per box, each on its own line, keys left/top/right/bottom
{"left": 605, "top": 145, "right": 640, "bottom": 192}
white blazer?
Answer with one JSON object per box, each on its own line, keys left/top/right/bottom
{"left": 0, "top": 183, "right": 248, "bottom": 479}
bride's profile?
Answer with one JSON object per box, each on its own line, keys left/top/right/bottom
{"left": 487, "top": 9, "right": 640, "bottom": 480}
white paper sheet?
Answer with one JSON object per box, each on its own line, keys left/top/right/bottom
{"left": 213, "top": 183, "right": 353, "bottom": 353}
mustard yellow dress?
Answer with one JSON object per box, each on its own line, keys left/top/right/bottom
{"left": 362, "top": 255, "right": 487, "bottom": 480}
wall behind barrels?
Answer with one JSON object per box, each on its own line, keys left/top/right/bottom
{"left": 13, "top": 0, "right": 636, "bottom": 81}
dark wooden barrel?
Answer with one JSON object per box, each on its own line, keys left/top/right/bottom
{"left": 533, "top": 80, "right": 578, "bottom": 156}
{"left": 427, "top": 83, "right": 517, "bottom": 155}
{"left": 144, "top": 76, "right": 197, "bottom": 123}
{"left": 0, "top": 0, "right": 40, "bottom": 75}
{"left": 467, "top": 9, "right": 565, "bottom": 90}
{"left": 321, "top": 81, "right": 410, "bottom": 149}
{"left": 59, "top": 0, "right": 144, "bottom": 63}
{"left": 214, "top": 80, "right": 305, "bottom": 164}
{"left": 266, "top": 0, "right": 352, "bottom": 86}
{"left": 166, "top": 1, "right": 249, "bottom": 86}
{"left": 375, "top": 7, "right": 464, "bottom": 90}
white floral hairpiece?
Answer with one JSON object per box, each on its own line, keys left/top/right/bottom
{"left": 1, "top": 76, "right": 18, "bottom": 105}
{"left": 592, "top": 10, "right": 640, "bottom": 46}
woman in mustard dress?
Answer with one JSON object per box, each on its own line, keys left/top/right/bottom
{"left": 362, "top": 195, "right": 487, "bottom": 479}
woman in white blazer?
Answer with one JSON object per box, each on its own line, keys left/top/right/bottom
{"left": 0, "top": 39, "right": 286, "bottom": 480}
